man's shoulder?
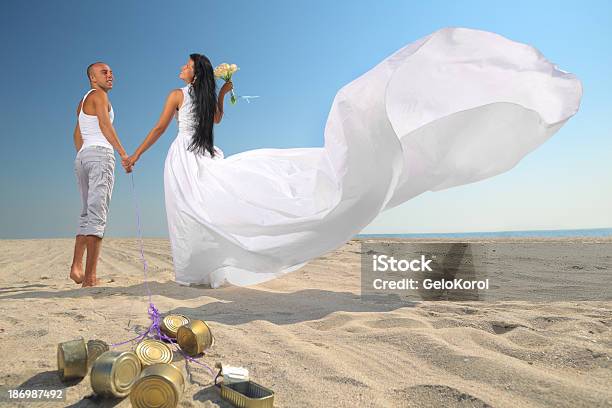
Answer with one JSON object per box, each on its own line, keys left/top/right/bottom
{"left": 89, "top": 89, "right": 109, "bottom": 102}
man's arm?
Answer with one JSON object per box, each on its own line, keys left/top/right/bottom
{"left": 73, "top": 122, "right": 83, "bottom": 152}
{"left": 92, "top": 91, "right": 128, "bottom": 159}
{"left": 73, "top": 101, "right": 83, "bottom": 152}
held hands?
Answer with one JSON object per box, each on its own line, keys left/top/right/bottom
{"left": 121, "top": 154, "right": 133, "bottom": 173}
{"left": 121, "top": 153, "right": 140, "bottom": 174}
{"left": 119, "top": 150, "right": 141, "bottom": 174}
{"left": 126, "top": 153, "right": 139, "bottom": 171}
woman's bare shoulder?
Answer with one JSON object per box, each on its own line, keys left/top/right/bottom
{"left": 168, "top": 88, "right": 184, "bottom": 109}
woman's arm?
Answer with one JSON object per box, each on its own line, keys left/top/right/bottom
{"left": 130, "top": 89, "right": 182, "bottom": 164}
{"left": 214, "top": 81, "right": 233, "bottom": 124}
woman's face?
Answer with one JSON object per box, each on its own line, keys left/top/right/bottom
{"left": 179, "top": 58, "right": 195, "bottom": 83}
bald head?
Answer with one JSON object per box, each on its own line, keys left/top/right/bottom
{"left": 86, "top": 62, "right": 106, "bottom": 81}
{"left": 86, "top": 62, "right": 114, "bottom": 91}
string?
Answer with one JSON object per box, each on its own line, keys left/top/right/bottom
{"left": 130, "top": 172, "right": 152, "bottom": 304}
{"left": 108, "top": 172, "right": 214, "bottom": 377}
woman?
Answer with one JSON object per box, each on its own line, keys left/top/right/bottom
{"left": 130, "top": 28, "right": 582, "bottom": 289}
{"left": 127, "top": 54, "right": 235, "bottom": 286}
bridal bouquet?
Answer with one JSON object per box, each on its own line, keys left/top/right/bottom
{"left": 214, "top": 63, "right": 239, "bottom": 105}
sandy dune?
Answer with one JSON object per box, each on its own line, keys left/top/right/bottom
{"left": 0, "top": 238, "right": 610, "bottom": 407}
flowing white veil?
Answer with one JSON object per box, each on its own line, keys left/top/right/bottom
{"left": 164, "top": 27, "right": 582, "bottom": 287}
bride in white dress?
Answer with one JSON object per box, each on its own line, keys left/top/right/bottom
{"left": 128, "top": 27, "right": 582, "bottom": 288}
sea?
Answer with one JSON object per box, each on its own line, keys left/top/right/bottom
{"left": 356, "top": 228, "right": 612, "bottom": 239}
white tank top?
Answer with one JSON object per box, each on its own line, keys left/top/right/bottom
{"left": 78, "top": 89, "right": 114, "bottom": 152}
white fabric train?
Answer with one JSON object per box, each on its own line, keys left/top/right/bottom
{"left": 164, "top": 27, "right": 583, "bottom": 288}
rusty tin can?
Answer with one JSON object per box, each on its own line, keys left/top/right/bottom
{"left": 86, "top": 339, "right": 109, "bottom": 366}
{"left": 57, "top": 338, "right": 88, "bottom": 380}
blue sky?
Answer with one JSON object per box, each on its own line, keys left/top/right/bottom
{"left": 0, "top": 0, "right": 610, "bottom": 238}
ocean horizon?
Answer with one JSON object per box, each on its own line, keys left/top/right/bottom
{"left": 357, "top": 227, "right": 612, "bottom": 239}
{"left": 2, "top": 227, "right": 611, "bottom": 240}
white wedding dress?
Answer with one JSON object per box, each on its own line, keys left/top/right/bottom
{"left": 164, "top": 27, "right": 582, "bottom": 288}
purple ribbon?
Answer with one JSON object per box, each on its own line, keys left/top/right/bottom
{"left": 108, "top": 173, "right": 214, "bottom": 377}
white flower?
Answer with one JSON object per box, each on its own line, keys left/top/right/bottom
{"left": 214, "top": 64, "right": 228, "bottom": 77}
{"left": 214, "top": 63, "right": 238, "bottom": 80}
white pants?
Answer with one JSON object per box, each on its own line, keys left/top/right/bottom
{"left": 74, "top": 146, "right": 115, "bottom": 238}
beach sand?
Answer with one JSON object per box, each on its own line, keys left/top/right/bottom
{"left": 0, "top": 238, "right": 610, "bottom": 407}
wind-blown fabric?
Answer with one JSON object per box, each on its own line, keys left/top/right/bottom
{"left": 164, "top": 27, "right": 583, "bottom": 288}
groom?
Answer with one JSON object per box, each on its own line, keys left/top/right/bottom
{"left": 69, "top": 62, "right": 132, "bottom": 287}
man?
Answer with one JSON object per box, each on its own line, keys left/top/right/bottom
{"left": 69, "top": 62, "right": 132, "bottom": 287}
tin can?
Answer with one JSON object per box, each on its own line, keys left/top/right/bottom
{"left": 214, "top": 363, "right": 274, "bottom": 408}
{"left": 176, "top": 320, "right": 214, "bottom": 356}
{"left": 135, "top": 339, "right": 173, "bottom": 366}
{"left": 160, "top": 314, "right": 190, "bottom": 338}
{"left": 86, "top": 339, "right": 109, "bottom": 366}
{"left": 130, "top": 363, "right": 185, "bottom": 408}
{"left": 57, "top": 338, "right": 88, "bottom": 380}
{"left": 218, "top": 380, "right": 275, "bottom": 408}
{"left": 90, "top": 350, "right": 142, "bottom": 397}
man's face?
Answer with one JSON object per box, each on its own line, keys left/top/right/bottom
{"left": 90, "top": 64, "right": 113, "bottom": 90}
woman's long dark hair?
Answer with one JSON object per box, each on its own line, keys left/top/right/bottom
{"left": 187, "top": 53, "right": 217, "bottom": 158}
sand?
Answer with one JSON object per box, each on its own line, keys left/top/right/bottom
{"left": 0, "top": 238, "right": 610, "bottom": 407}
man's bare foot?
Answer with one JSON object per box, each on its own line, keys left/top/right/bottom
{"left": 70, "top": 264, "right": 84, "bottom": 284}
{"left": 81, "top": 278, "right": 103, "bottom": 288}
